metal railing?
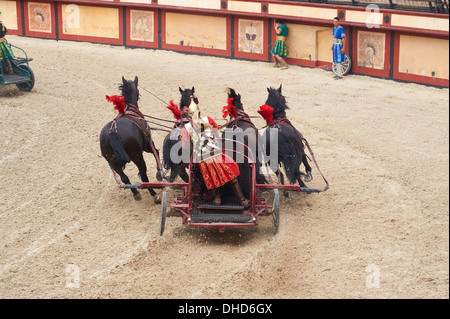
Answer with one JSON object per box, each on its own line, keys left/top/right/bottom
{"left": 284, "top": 0, "right": 449, "bottom": 14}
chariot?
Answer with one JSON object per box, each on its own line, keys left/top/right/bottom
{"left": 120, "top": 139, "right": 323, "bottom": 236}
{"left": 0, "top": 44, "right": 35, "bottom": 92}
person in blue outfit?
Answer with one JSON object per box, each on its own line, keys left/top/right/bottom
{"left": 331, "top": 17, "right": 346, "bottom": 80}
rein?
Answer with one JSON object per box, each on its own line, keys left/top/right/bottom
{"left": 109, "top": 104, "right": 149, "bottom": 135}
{"left": 145, "top": 119, "right": 175, "bottom": 130}
{"left": 151, "top": 127, "right": 172, "bottom": 133}
{"left": 139, "top": 86, "right": 196, "bottom": 132}
{"left": 236, "top": 110, "right": 256, "bottom": 126}
{"left": 140, "top": 86, "right": 260, "bottom": 128}
{"left": 143, "top": 114, "right": 177, "bottom": 124}
{"left": 140, "top": 86, "right": 169, "bottom": 105}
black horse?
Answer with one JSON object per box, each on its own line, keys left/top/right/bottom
{"left": 99, "top": 76, "right": 162, "bottom": 203}
{"left": 222, "top": 88, "right": 267, "bottom": 199}
{"left": 261, "top": 85, "right": 312, "bottom": 196}
{"left": 162, "top": 87, "right": 198, "bottom": 182}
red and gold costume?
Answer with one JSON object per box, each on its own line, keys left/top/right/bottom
{"left": 181, "top": 114, "right": 240, "bottom": 190}
{"left": 177, "top": 96, "right": 249, "bottom": 208}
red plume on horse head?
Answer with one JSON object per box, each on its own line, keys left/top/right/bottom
{"left": 257, "top": 104, "right": 274, "bottom": 125}
{"left": 166, "top": 100, "right": 182, "bottom": 120}
{"left": 106, "top": 95, "right": 126, "bottom": 114}
{"left": 222, "top": 97, "right": 238, "bottom": 119}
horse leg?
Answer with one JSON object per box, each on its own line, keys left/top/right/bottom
{"left": 295, "top": 169, "right": 308, "bottom": 188}
{"left": 178, "top": 165, "right": 189, "bottom": 183}
{"left": 256, "top": 160, "right": 269, "bottom": 184}
{"left": 133, "top": 154, "right": 161, "bottom": 204}
{"left": 150, "top": 140, "right": 164, "bottom": 182}
{"left": 276, "top": 167, "right": 289, "bottom": 198}
{"left": 302, "top": 154, "right": 313, "bottom": 182}
{"left": 112, "top": 165, "right": 142, "bottom": 200}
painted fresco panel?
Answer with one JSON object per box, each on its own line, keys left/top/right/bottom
{"left": 357, "top": 31, "right": 386, "bottom": 70}
{"left": 130, "top": 9, "right": 154, "bottom": 42}
{"left": 28, "top": 2, "right": 51, "bottom": 33}
{"left": 61, "top": 4, "right": 119, "bottom": 39}
{"left": 165, "top": 12, "right": 226, "bottom": 50}
{"left": 399, "top": 35, "right": 449, "bottom": 80}
{"left": 0, "top": 0, "right": 18, "bottom": 30}
{"left": 237, "top": 19, "right": 264, "bottom": 54}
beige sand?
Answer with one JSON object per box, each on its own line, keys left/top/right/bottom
{"left": 0, "top": 36, "right": 448, "bottom": 299}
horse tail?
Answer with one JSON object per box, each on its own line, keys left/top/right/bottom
{"left": 108, "top": 131, "right": 130, "bottom": 168}
{"left": 280, "top": 154, "right": 299, "bottom": 184}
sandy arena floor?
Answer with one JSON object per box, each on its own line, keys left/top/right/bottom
{"left": 0, "top": 36, "right": 448, "bottom": 299}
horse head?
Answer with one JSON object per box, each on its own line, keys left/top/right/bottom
{"left": 265, "top": 84, "right": 288, "bottom": 119}
{"left": 227, "top": 88, "right": 244, "bottom": 112}
{"left": 120, "top": 76, "right": 140, "bottom": 107}
{"left": 179, "top": 86, "right": 198, "bottom": 110}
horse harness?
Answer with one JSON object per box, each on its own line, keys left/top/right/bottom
{"left": 109, "top": 104, "right": 153, "bottom": 152}
{"left": 223, "top": 109, "right": 256, "bottom": 130}
{"left": 271, "top": 116, "right": 301, "bottom": 137}
{"left": 175, "top": 116, "right": 191, "bottom": 129}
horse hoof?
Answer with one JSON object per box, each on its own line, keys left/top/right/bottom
{"left": 304, "top": 173, "right": 313, "bottom": 182}
{"left": 134, "top": 193, "right": 142, "bottom": 201}
{"left": 156, "top": 171, "right": 163, "bottom": 182}
{"left": 154, "top": 195, "right": 161, "bottom": 204}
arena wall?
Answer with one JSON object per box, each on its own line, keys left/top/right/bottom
{"left": 0, "top": 0, "right": 448, "bottom": 87}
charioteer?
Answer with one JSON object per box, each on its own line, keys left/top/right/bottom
{"left": 0, "top": 15, "right": 15, "bottom": 75}
{"left": 180, "top": 97, "right": 250, "bottom": 208}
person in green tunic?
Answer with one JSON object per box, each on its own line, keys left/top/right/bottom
{"left": 271, "top": 20, "right": 289, "bottom": 70}
{"left": 0, "top": 15, "right": 15, "bottom": 75}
